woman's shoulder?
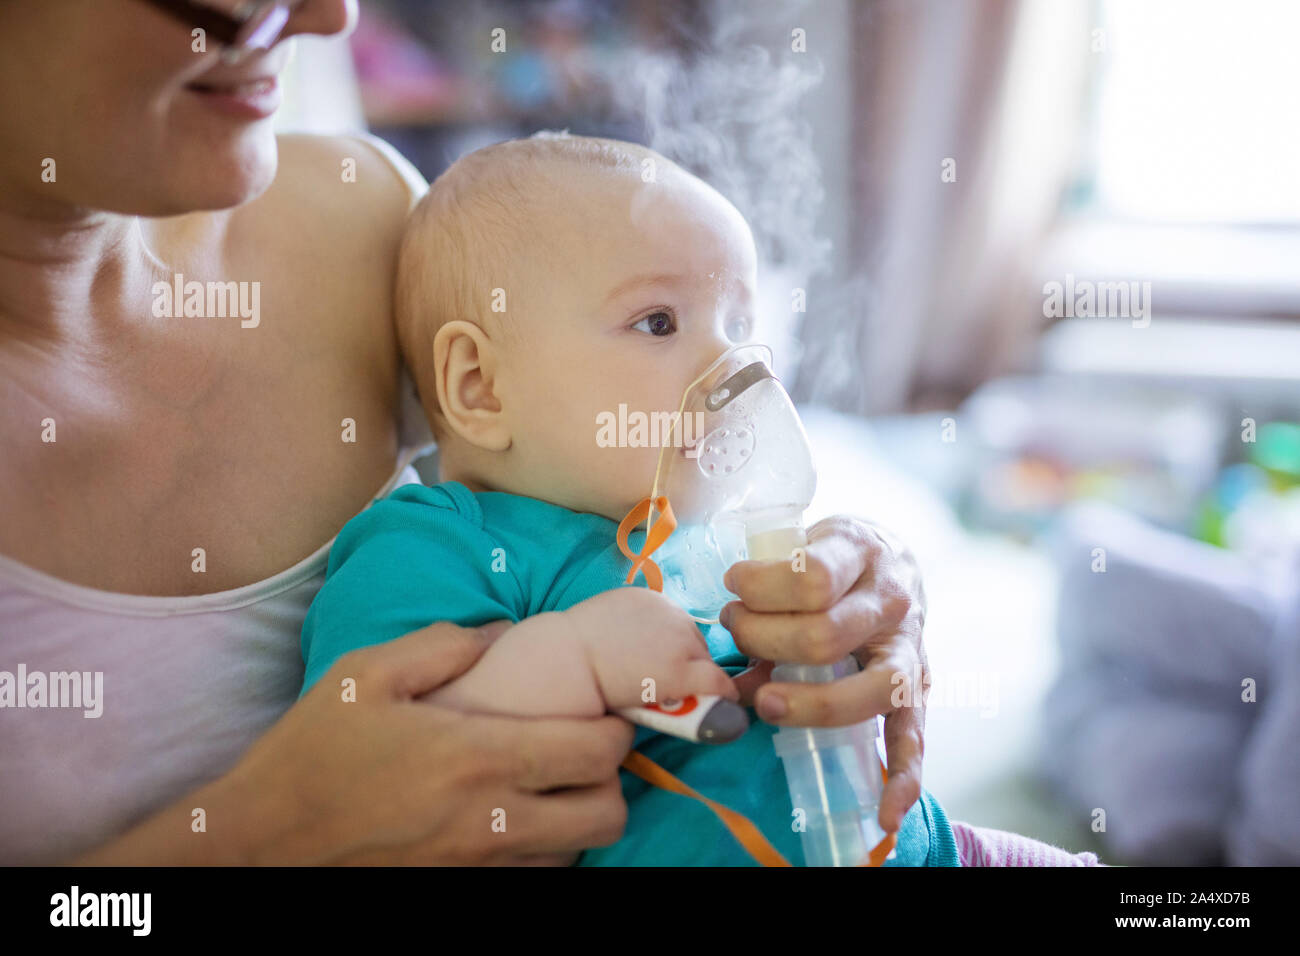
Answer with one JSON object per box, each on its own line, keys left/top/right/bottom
{"left": 273, "top": 131, "right": 427, "bottom": 211}
{"left": 225, "top": 132, "right": 426, "bottom": 281}
{"left": 217, "top": 132, "right": 427, "bottom": 348}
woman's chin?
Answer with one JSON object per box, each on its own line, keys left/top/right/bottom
{"left": 195, "top": 168, "right": 277, "bottom": 211}
{"left": 199, "top": 140, "right": 279, "bottom": 208}
{"left": 149, "top": 118, "right": 276, "bottom": 203}
{"left": 159, "top": 147, "right": 279, "bottom": 214}
{"left": 96, "top": 136, "right": 278, "bottom": 216}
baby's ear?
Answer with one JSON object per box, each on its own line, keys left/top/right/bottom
{"left": 432, "top": 320, "right": 511, "bottom": 451}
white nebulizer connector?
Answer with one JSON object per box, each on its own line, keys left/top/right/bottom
{"left": 771, "top": 657, "right": 893, "bottom": 867}
{"left": 746, "top": 519, "right": 893, "bottom": 868}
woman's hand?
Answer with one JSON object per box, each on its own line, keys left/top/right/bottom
{"left": 720, "top": 515, "right": 929, "bottom": 835}
{"left": 78, "top": 621, "right": 634, "bottom": 866}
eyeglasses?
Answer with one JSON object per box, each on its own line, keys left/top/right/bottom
{"left": 140, "top": 0, "right": 296, "bottom": 63}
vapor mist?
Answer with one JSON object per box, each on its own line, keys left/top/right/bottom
{"left": 599, "top": 0, "right": 848, "bottom": 395}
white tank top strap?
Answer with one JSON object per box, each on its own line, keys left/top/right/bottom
{"left": 0, "top": 441, "right": 432, "bottom": 864}
{"left": 0, "top": 443, "right": 433, "bottom": 617}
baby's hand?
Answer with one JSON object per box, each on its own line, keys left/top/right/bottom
{"left": 567, "top": 588, "right": 739, "bottom": 712}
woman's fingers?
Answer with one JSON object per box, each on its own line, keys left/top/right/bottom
{"left": 723, "top": 516, "right": 873, "bottom": 614}
{"left": 869, "top": 628, "right": 928, "bottom": 832}
{"left": 731, "top": 658, "right": 775, "bottom": 706}
{"left": 749, "top": 634, "right": 924, "bottom": 724}
{"left": 722, "top": 588, "right": 896, "bottom": 665}
{"left": 377, "top": 713, "right": 633, "bottom": 864}
{"left": 750, "top": 659, "right": 886, "bottom": 726}
{"left": 478, "top": 713, "right": 635, "bottom": 792}
{"left": 878, "top": 701, "right": 925, "bottom": 834}
{"left": 342, "top": 619, "right": 505, "bottom": 700}
{"left": 721, "top": 516, "right": 913, "bottom": 668}
{"left": 488, "top": 778, "right": 631, "bottom": 859}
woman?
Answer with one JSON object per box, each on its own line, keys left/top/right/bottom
{"left": 0, "top": 0, "right": 930, "bottom": 865}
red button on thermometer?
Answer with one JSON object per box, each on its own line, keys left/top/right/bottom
{"left": 618, "top": 694, "right": 748, "bottom": 743}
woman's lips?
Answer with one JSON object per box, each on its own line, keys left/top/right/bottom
{"left": 185, "top": 77, "right": 281, "bottom": 119}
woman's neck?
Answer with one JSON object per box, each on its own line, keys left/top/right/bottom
{"left": 0, "top": 190, "right": 161, "bottom": 347}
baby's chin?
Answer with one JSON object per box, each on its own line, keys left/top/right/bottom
{"left": 561, "top": 491, "right": 645, "bottom": 525}
{"left": 494, "top": 450, "right": 661, "bottom": 523}
{"left": 547, "top": 464, "right": 663, "bottom": 522}
{"left": 531, "top": 480, "right": 647, "bottom": 525}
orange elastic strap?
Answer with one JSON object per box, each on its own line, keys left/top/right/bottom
{"left": 865, "top": 760, "right": 898, "bottom": 866}
{"left": 616, "top": 496, "right": 677, "bottom": 592}
{"left": 621, "top": 750, "right": 792, "bottom": 866}
{"left": 621, "top": 750, "right": 897, "bottom": 868}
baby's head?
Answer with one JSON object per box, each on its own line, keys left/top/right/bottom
{"left": 396, "top": 132, "right": 759, "bottom": 522}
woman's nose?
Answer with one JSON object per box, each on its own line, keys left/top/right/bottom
{"left": 282, "top": 0, "right": 356, "bottom": 41}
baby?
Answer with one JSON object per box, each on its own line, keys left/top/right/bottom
{"left": 300, "top": 132, "right": 1093, "bottom": 866}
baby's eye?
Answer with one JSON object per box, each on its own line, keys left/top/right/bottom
{"left": 633, "top": 311, "right": 677, "bottom": 336}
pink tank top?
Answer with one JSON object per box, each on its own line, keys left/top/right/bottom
{"left": 0, "top": 449, "right": 429, "bottom": 864}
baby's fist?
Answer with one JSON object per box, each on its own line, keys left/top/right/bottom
{"left": 568, "top": 588, "right": 739, "bottom": 712}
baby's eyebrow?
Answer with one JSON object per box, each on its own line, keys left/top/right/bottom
{"left": 602, "top": 272, "right": 688, "bottom": 305}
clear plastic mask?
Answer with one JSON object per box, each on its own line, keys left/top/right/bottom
{"left": 618, "top": 344, "right": 817, "bottom": 623}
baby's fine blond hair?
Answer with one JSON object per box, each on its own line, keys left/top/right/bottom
{"left": 395, "top": 131, "right": 674, "bottom": 435}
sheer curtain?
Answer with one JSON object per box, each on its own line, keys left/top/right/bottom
{"left": 798, "top": 0, "right": 1095, "bottom": 414}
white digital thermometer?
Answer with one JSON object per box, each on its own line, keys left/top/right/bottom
{"left": 618, "top": 694, "right": 748, "bottom": 743}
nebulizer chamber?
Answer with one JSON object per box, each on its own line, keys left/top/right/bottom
{"left": 645, "top": 344, "right": 891, "bottom": 866}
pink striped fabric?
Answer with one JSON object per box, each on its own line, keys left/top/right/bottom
{"left": 951, "top": 821, "right": 1103, "bottom": 866}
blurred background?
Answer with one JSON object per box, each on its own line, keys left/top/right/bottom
{"left": 278, "top": 0, "right": 1300, "bottom": 865}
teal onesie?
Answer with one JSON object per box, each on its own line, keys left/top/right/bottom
{"left": 300, "top": 480, "right": 960, "bottom": 867}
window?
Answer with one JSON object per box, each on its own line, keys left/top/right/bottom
{"left": 1043, "top": 0, "right": 1300, "bottom": 330}
{"left": 1089, "top": 0, "right": 1300, "bottom": 225}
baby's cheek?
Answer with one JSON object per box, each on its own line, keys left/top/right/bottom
{"left": 593, "top": 448, "right": 659, "bottom": 515}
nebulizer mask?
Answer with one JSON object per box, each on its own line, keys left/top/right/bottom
{"left": 617, "top": 343, "right": 895, "bottom": 866}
